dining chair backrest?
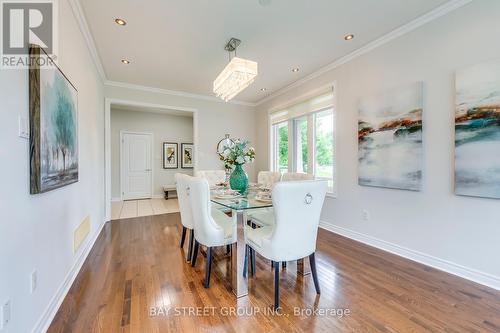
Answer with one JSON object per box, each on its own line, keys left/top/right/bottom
{"left": 257, "top": 171, "right": 282, "bottom": 188}
{"left": 175, "top": 173, "right": 194, "bottom": 229}
{"left": 195, "top": 170, "right": 226, "bottom": 187}
{"left": 270, "top": 180, "right": 327, "bottom": 260}
{"left": 187, "top": 176, "right": 226, "bottom": 247}
{"left": 281, "top": 172, "right": 314, "bottom": 182}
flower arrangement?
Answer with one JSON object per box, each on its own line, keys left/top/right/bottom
{"left": 219, "top": 139, "right": 255, "bottom": 168}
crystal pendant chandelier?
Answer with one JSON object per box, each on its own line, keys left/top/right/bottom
{"left": 213, "top": 38, "right": 258, "bottom": 102}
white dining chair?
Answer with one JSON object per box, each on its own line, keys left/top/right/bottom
{"left": 244, "top": 180, "right": 327, "bottom": 309}
{"left": 175, "top": 173, "right": 195, "bottom": 262}
{"left": 251, "top": 172, "right": 314, "bottom": 227}
{"left": 246, "top": 171, "right": 281, "bottom": 225}
{"left": 187, "top": 176, "right": 237, "bottom": 288}
{"left": 281, "top": 172, "right": 314, "bottom": 181}
{"left": 257, "top": 171, "right": 282, "bottom": 188}
{"left": 195, "top": 170, "right": 226, "bottom": 187}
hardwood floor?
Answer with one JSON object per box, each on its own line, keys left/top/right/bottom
{"left": 48, "top": 213, "right": 500, "bottom": 332}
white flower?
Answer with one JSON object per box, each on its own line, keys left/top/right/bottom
{"left": 244, "top": 156, "right": 250, "bottom": 162}
{"left": 236, "top": 156, "right": 245, "bottom": 164}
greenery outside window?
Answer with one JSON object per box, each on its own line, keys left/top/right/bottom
{"left": 269, "top": 88, "right": 335, "bottom": 193}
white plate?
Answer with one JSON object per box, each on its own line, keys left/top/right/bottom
{"left": 255, "top": 195, "right": 272, "bottom": 203}
{"left": 214, "top": 193, "right": 242, "bottom": 200}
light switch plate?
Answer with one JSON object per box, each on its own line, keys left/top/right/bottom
{"left": 1, "top": 300, "right": 11, "bottom": 329}
{"left": 30, "top": 270, "right": 37, "bottom": 294}
{"left": 18, "top": 115, "right": 29, "bottom": 139}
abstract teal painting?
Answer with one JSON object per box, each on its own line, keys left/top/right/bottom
{"left": 455, "top": 58, "right": 500, "bottom": 199}
{"left": 29, "top": 45, "right": 78, "bottom": 193}
{"left": 358, "top": 82, "right": 423, "bottom": 191}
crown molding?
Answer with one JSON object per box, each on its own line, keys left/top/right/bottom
{"left": 255, "top": 0, "right": 473, "bottom": 106}
{"left": 104, "top": 80, "right": 257, "bottom": 107}
{"left": 68, "top": 0, "right": 107, "bottom": 82}
{"left": 70, "top": 0, "right": 471, "bottom": 108}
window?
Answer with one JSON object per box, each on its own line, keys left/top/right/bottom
{"left": 314, "top": 109, "right": 334, "bottom": 189}
{"left": 270, "top": 88, "right": 335, "bottom": 192}
{"left": 293, "top": 116, "right": 308, "bottom": 173}
{"left": 272, "top": 121, "right": 289, "bottom": 173}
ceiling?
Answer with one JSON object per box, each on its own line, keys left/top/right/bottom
{"left": 81, "top": 0, "right": 449, "bottom": 103}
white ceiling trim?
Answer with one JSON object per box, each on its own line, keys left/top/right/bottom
{"left": 255, "top": 0, "right": 473, "bottom": 106}
{"left": 68, "top": 0, "right": 107, "bottom": 82}
{"left": 104, "top": 80, "right": 257, "bottom": 107}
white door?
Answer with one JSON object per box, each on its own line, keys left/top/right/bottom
{"left": 121, "top": 132, "right": 153, "bottom": 200}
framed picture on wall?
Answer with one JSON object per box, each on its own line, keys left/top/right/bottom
{"left": 29, "top": 44, "right": 79, "bottom": 194}
{"left": 163, "top": 142, "right": 178, "bottom": 169}
{"left": 181, "top": 143, "right": 194, "bottom": 168}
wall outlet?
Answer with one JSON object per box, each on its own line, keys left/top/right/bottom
{"left": 1, "top": 300, "right": 11, "bottom": 329}
{"left": 362, "top": 209, "right": 370, "bottom": 221}
{"left": 30, "top": 270, "right": 38, "bottom": 294}
{"left": 18, "top": 115, "right": 29, "bottom": 139}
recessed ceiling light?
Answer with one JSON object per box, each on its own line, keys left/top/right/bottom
{"left": 260, "top": 88, "right": 267, "bottom": 92}
{"left": 115, "top": 18, "right": 127, "bottom": 26}
{"left": 121, "top": 59, "right": 130, "bottom": 64}
{"left": 344, "top": 34, "right": 354, "bottom": 41}
{"left": 291, "top": 68, "right": 299, "bottom": 72}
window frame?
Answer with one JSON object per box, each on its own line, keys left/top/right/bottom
{"left": 268, "top": 84, "right": 337, "bottom": 196}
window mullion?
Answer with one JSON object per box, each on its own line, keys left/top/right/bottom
{"left": 287, "top": 119, "right": 293, "bottom": 172}
{"left": 307, "top": 114, "right": 314, "bottom": 176}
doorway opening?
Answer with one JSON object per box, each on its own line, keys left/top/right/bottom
{"left": 105, "top": 99, "right": 198, "bottom": 221}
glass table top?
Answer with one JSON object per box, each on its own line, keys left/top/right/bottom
{"left": 210, "top": 189, "right": 273, "bottom": 211}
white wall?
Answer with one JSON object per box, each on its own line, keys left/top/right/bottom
{"left": 256, "top": 0, "right": 500, "bottom": 288}
{"left": 105, "top": 85, "right": 258, "bottom": 181}
{"left": 110, "top": 108, "right": 193, "bottom": 198}
{"left": 0, "top": 0, "right": 105, "bottom": 332}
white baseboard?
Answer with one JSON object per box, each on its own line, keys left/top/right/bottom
{"left": 32, "top": 220, "right": 107, "bottom": 333}
{"left": 319, "top": 220, "right": 500, "bottom": 291}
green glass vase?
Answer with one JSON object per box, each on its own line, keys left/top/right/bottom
{"left": 230, "top": 164, "right": 248, "bottom": 194}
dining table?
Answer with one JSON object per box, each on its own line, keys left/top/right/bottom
{"left": 210, "top": 187, "right": 312, "bottom": 298}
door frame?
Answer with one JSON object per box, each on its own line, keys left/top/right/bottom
{"left": 119, "top": 130, "right": 154, "bottom": 201}
{"left": 104, "top": 98, "right": 198, "bottom": 221}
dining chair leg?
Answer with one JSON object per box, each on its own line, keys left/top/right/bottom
{"left": 204, "top": 247, "right": 213, "bottom": 288}
{"left": 273, "top": 261, "right": 280, "bottom": 310}
{"left": 250, "top": 248, "right": 256, "bottom": 277}
{"left": 243, "top": 245, "right": 249, "bottom": 278}
{"left": 309, "top": 253, "right": 321, "bottom": 294}
{"left": 180, "top": 226, "right": 187, "bottom": 248}
{"left": 187, "top": 229, "right": 194, "bottom": 262}
{"left": 191, "top": 240, "right": 199, "bottom": 267}
{"left": 226, "top": 245, "right": 231, "bottom": 254}
{"left": 282, "top": 262, "right": 287, "bottom": 269}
